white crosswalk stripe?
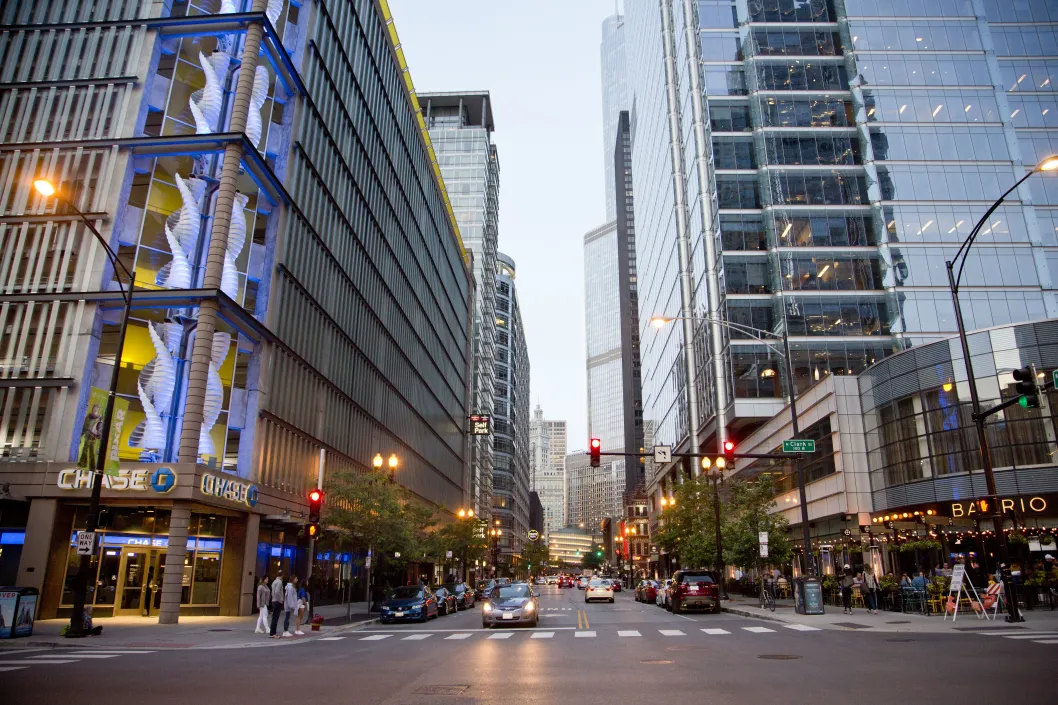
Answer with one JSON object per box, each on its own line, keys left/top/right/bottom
{"left": 784, "top": 624, "right": 821, "bottom": 632}
{"left": 488, "top": 633, "right": 514, "bottom": 639}
{"left": 0, "top": 666, "right": 26, "bottom": 672}
{"left": 702, "top": 628, "right": 730, "bottom": 635}
{"left": 0, "top": 659, "right": 79, "bottom": 665}
{"left": 574, "top": 631, "right": 596, "bottom": 638}
{"left": 995, "top": 633, "right": 1058, "bottom": 640}
{"left": 743, "top": 626, "right": 776, "bottom": 633}
{"left": 318, "top": 637, "right": 346, "bottom": 641}
{"left": 402, "top": 634, "right": 432, "bottom": 640}
{"left": 659, "top": 629, "right": 685, "bottom": 636}
{"left": 360, "top": 635, "right": 391, "bottom": 641}
{"left": 29, "top": 654, "right": 119, "bottom": 659}
{"left": 531, "top": 632, "right": 555, "bottom": 639}
{"left": 1032, "top": 639, "right": 1058, "bottom": 644}
{"left": 617, "top": 630, "right": 641, "bottom": 637}
{"left": 65, "top": 650, "right": 155, "bottom": 654}
{"left": 445, "top": 633, "right": 473, "bottom": 640}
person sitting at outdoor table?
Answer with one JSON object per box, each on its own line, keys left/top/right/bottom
{"left": 776, "top": 575, "right": 789, "bottom": 586}
{"left": 911, "top": 571, "right": 929, "bottom": 590}
{"left": 900, "top": 573, "right": 913, "bottom": 587}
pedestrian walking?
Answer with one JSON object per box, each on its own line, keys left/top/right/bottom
{"left": 255, "top": 576, "right": 270, "bottom": 634}
{"left": 294, "top": 579, "right": 309, "bottom": 635}
{"left": 863, "top": 565, "right": 879, "bottom": 614}
{"left": 840, "top": 564, "right": 855, "bottom": 615}
{"left": 269, "top": 570, "right": 284, "bottom": 639}
{"left": 283, "top": 575, "right": 299, "bottom": 637}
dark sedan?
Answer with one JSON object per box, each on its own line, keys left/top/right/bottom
{"left": 379, "top": 586, "right": 438, "bottom": 623}
{"left": 433, "top": 586, "right": 458, "bottom": 616}
{"left": 445, "top": 582, "right": 475, "bottom": 610}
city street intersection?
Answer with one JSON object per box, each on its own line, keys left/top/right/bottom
{"left": 1, "top": 586, "right": 1052, "bottom": 704}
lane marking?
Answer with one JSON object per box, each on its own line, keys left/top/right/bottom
{"left": 574, "top": 631, "right": 596, "bottom": 638}
{"left": 1000, "top": 633, "right": 1058, "bottom": 640}
{"left": 488, "top": 633, "right": 514, "bottom": 639}
{"left": 402, "top": 634, "right": 432, "bottom": 641}
{"left": 743, "top": 626, "right": 775, "bottom": 633}
{"left": 31, "top": 654, "right": 118, "bottom": 659}
{"left": 784, "top": 624, "right": 821, "bottom": 632}
{"left": 318, "top": 637, "right": 346, "bottom": 641}
{"left": 702, "top": 628, "right": 730, "bottom": 635}
{"left": 445, "top": 633, "right": 473, "bottom": 640}
{"left": 659, "top": 629, "right": 685, "bottom": 636}
{"left": 63, "top": 650, "right": 156, "bottom": 655}
{"left": 0, "top": 659, "right": 79, "bottom": 665}
{"left": 976, "top": 630, "right": 1038, "bottom": 636}
{"left": 531, "top": 632, "right": 554, "bottom": 639}
{"left": 0, "top": 666, "right": 26, "bottom": 672}
{"left": 617, "top": 630, "right": 641, "bottom": 637}
{"left": 360, "top": 635, "right": 391, "bottom": 641}
{"left": 1032, "top": 639, "right": 1058, "bottom": 644}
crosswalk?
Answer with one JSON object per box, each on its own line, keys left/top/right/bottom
{"left": 331, "top": 624, "right": 822, "bottom": 645}
{"left": 0, "top": 649, "right": 155, "bottom": 673}
{"left": 969, "top": 629, "right": 1058, "bottom": 646}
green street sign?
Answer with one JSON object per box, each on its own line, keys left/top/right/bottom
{"left": 783, "top": 439, "right": 816, "bottom": 453}
{"left": 1052, "top": 369, "right": 1058, "bottom": 391}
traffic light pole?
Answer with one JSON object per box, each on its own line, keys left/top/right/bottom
{"left": 782, "top": 331, "right": 815, "bottom": 578}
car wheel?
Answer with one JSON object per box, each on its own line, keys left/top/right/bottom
{"left": 609, "top": 598, "right": 614, "bottom": 604}
{"left": 482, "top": 621, "right": 490, "bottom": 629}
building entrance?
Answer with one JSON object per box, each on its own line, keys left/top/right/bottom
{"left": 114, "top": 547, "right": 166, "bottom": 617}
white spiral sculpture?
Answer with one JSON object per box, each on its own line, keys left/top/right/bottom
{"left": 267, "top": 0, "right": 284, "bottom": 26}
{"left": 222, "top": 192, "right": 249, "bottom": 299}
{"left": 190, "top": 52, "right": 230, "bottom": 135}
{"left": 199, "top": 331, "right": 231, "bottom": 458}
{"left": 132, "top": 322, "right": 178, "bottom": 453}
{"left": 246, "top": 64, "right": 270, "bottom": 149}
{"left": 157, "top": 174, "right": 205, "bottom": 290}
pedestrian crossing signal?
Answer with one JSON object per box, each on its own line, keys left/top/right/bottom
{"left": 307, "top": 523, "right": 321, "bottom": 539}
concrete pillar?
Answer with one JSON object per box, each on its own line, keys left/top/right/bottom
{"left": 158, "top": 502, "right": 192, "bottom": 624}
{"left": 178, "top": 0, "right": 267, "bottom": 463}
{"left": 16, "top": 498, "right": 58, "bottom": 593}
{"left": 239, "top": 513, "right": 261, "bottom": 615}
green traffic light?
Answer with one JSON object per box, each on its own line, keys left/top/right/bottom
{"left": 1019, "top": 396, "right": 1038, "bottom": 408}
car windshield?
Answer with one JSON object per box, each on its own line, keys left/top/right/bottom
{"left": 682, "top": 575, "right": 715, "bottom": 584}
{"left": 588, "top": 580, "right": 606, "bottom": 587}
{"left": 389, "top": 587, "right": 423, "bottom": 600}
{"left": 434, "top": 588, "right": 447, "bottom": 596}
{"left": 444, "top": 583, "right": 462, "bottom": 592}
{"left": 492, "top": 584, "right": 531, "bottom": 599}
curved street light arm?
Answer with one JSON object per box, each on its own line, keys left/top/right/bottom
{"left": 55, "top": 194, "right": 133, "bottom": 304}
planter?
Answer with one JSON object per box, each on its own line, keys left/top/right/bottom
{"left": 311, "top": 624, "right": 321, "bottom": 631}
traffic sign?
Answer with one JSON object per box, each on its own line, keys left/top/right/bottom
{"left": 76, "top": 531, "right": 95, "bottom": 556}
{"left": 759, "top": 543, "right": 769, "bottom": 558}
{"left": 758, "top": 531, "right": 769, "bottom": 544}
{"left": 1052, "top": 369, "right": 1058, "bottom": 391}
{"left": 653, "top": 445, "right": 672, "bottom": 463}
{"left": 782, "top": 439, "right": 816, "bottom": 453}
{"left": 528, "top": 529, "right": 540, "bottom": 541}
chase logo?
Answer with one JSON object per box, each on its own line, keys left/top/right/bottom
{"left": 150, "top": 467, "right": 177, "bottom": 493}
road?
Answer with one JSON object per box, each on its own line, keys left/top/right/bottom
{"left": 1, "top": 584, "right": 1052, "bottom": 704}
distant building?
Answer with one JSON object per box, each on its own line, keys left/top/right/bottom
{"left": 600, "top": 13, "right": 629, "bottom": 220}
{"left": 530, "top": 405, "right": 565, "bottom": 537}
{"left": 566, "top": 452, "right": 622, "bottom": 531}
{"left": 529, "top": 491, "right": 544, "bottom": 536}
{"left": 548, "top": 526, "right": 595, "bottom": 567}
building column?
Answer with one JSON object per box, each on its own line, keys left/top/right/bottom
{"left": 16, "top": 498, "right": 58, "bottom": 593}
{"left": 158, "top": 502, "right": 192, "bottom": 624}
{"left": 239, "top": 512, "right": 261, "bottom": 615}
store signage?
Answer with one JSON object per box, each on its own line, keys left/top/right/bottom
{"left": 68, "top": 532, "right": 223, "bottom": 551}
{"left": 950, "top": 496, "right": 1048, "bottom": 517}
{"left": 528, "top": 529, "right": 540, "bottom": 541}
{"left": 57, "top": 467, "right": 177, "bottom": 493}
{"left": 470, "top": 415, "right": 491, "bottom": 435}
{"left": 200, "top": 474, "right": 258, "bottom": 507}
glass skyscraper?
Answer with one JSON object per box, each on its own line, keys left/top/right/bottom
{"left": 601, "top": 13, "right": 630, "bottom": 219}
{"left": 625, "top": 0, "right": 1058, "bottom": 511}
{"left": 421, "top": 92, "right": 500, "bottom": 519}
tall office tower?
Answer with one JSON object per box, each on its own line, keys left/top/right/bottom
{"left": 0, "top": 1, "right": 472, "bottom": 622}
{"left": 421, "top": 92, "right": 500, "bottom": 519}
{"left": 529, "top": 405, "right": 565, "bottom": 537}
{"left": 493, "top": 254, "right": 531, "bottom": 565}
{"left": 601, "top": 13, "right": 630, "bottom": 219}
{"left": 625, "top": 0, "right": 1058, "bottom": 521}
{"left": 565, "top": 452, "right": 623, "bottom": 532}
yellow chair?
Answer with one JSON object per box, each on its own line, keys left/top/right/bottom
{"left": 852, "top": 587, "right": 865, "bottom": 608}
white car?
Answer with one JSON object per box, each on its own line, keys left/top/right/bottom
{"left": 535, "top": 576, "right": 546, "bottom": 585}
{"left": 546, "top": 576, "right": 558, "bottom": 585}
{"left": 584, "top": 578, "right": 615, "bottom": 603}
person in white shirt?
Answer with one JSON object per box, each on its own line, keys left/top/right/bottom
{"left": 255, "top": 576, "right": 270, "bottom": 634}
{"left": 282, "top": 576, "right": 299, "bottom": 637}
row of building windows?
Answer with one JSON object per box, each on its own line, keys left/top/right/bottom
{"left": 848, "top": 21, "right": 982, "bottom": 52}
{"left": 870, "top": 126, "right": 1009, "bottom": 163}
{"left": 864, "top": 90, "right": 999, "bottom": 124}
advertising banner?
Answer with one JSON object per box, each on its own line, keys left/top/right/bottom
{"left": 77, "top": 387, "right": 130, "bottom": 477}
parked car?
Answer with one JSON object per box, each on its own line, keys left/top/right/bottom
{"left": 584, "top": 578, "right": 615, "bottom": 603}
{"left": 611, "top": 579, "right": 622, "bottom": 592}
{"left": 433, "top": 586, "right": 458, "bottom": 616}
{"left": 482, "top": 582, "right": 539, "bottom": 628}
{"left": 535, "top": 576, "right": 546, "bottom": 585}
{"left": 635, "top": 580, "right": 658, "bottom": 603}
{"left": 669, "top": 570, "right": 720, "bottom": 614}
{"left": 476, "top": 580, "right": 497, "bottom": 601}
{"left": 577, "top": 576, "right": 590, "bottom": 590}
{"left": 380, "top": 586, "right": 438, "bottom": 623}
{"left": 445, "top": 582, "right": 475, "bottom": 610}
{"left": 558, "top": 576, "right": 574, "bottom": 588}
{"left": 656, "top": 579, "right": 674, "bottom": 608}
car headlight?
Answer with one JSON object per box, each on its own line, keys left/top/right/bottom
{"left": 523, "top": 602, "right": 534, "bottom": 613}
{"left": 482, "top": 602, "right": 492, "bottom": 612}
{"left": 411, "top": 602, "right": 424, "bottom": 610}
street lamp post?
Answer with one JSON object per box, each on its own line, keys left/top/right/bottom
{"left": 457, "top": 508, "right": 474, "bottom": 581}
{"left": 702, "top": 456, "right": 728, "bottom": 598}
{"left": 944, "top": 155, "right": 1058, "bottom": 622}
{"left": 34, "top": 179, "right": 136, "bottom": 638}
{"left": 650, "top": 314, "right": 815, "bottom": 577}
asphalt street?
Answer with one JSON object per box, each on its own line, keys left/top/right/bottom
{"left": 1, "top": 585, "right": 1052, "bottom": 704}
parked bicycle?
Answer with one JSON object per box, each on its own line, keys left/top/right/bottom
{"left": 760, "top": 578, "right": 777, "bottom": 612}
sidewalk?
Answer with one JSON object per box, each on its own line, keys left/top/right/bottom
{"left": 0, "top": 602, "right": 377, "bottom": 651}
{"left": 722, "top": 595, "right": 1058, "bottom": 633}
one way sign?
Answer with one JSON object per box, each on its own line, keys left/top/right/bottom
{"left": 653, "top": 445, "right": 672, "bottom": 463}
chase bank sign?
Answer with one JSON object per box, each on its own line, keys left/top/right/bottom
{"left": 201, "top": 474, "right": 258, "bottom": 508}
{"left": 57, "top": 467, "right": 177, "bottom": 493}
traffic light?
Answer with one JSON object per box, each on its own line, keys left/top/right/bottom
{"left": 1013, "top": 364, "right": 1040, "bottom": 408}
{"left": 590, "top": 437, "right": 601, "bottom": 467}
{"left": 307, "top": 488, "right": 324, "bottom": 540}
{"left": 723, "top": 439, "right": 735, "bottom": 464}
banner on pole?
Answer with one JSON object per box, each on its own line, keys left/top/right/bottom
{"left": 78, "top": 387, "right": 129, "bottom": 477}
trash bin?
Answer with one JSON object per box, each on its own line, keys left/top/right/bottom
{"left": 0, "top": 587, "right": 39, "bottom": 638}
{"left": 793, "top": 577, "right": 824, "bottom": 616}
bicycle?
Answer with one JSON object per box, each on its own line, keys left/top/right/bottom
{"left": 760, "top": 579, "right": 777, "bottom": 612}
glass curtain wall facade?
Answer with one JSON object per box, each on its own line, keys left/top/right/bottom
{"left": 626, "top": 0, "right": 1058, "bottom": 511}
{"left": 493, "top": 254, "right": 530, "bottom": 565}
{"left": 0, "top": 0, "right": 472, "bottom": 617}
{"left": 602, "top": 14, "right": 630, "bottom": 219}
{"left": 422, "top": 92, "right": 500, "bottom": 518}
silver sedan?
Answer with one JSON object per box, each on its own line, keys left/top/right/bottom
{"left": 584, "top": 579, "right": 614, "bottom": 603}
{"left": 482, "top": 583, "right": 539, "bottom": 628}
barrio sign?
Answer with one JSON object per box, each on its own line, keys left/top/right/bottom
{"left": 201, "top": 474, "right": 259, "bottom": 508}
{"left": 951, "top": 495, "right": 1048, "bottom": 517}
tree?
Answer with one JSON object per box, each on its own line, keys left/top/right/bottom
{"left": 522, "top": 539, "right": 550, "bottom": 575}
{"left": 580, "top": 550, "right": 604, "bottom": 570}
{"left": 653, "top": 476, "right": 718, "bottom": 570}
{"left": 433, "top": 517, "right": 488, "bottom": 580}
{"left": 723, "top": 476, "right": 792, "bottom": 571}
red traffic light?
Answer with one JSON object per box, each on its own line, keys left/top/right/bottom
{"left": 308, "top": 488, "right": 323, "bottom": 503}
{"left": 723, "top": 440, "right": 735, "bottom": 453}
{"left": 590, "top": 438, "right": 601, "bottom": 451}
{"left": 589, "top": 438, "right": 601, "bottom": 467}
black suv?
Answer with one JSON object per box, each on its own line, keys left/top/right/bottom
{"left": 669, "top": 570, "right": 720, "bottom": 613}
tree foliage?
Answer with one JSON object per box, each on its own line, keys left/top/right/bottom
{"left": 653, "top": 476, "right": 718, "bottom": 569}
{"left": 580, "top": 545, "right": 605, "bottom": 570}
{"left": 522, "top": 539, "right": 550, "bottom": 574}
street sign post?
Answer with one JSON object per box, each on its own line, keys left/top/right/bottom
{"left": 782, "top": 439, "right": 816, "bottom": 453}
{"left": 527, "top": 529, "right": 540, "bottom": 541}
{"left": 758, "top": 531, "right": 769, "bottom": 545}
{"left": 76, "top": 531, "right": 95, "bottom": 556}
{"left": 653, "top": 445, "right": 672, "bottom": 463}
{"left": 759, "top": 544, "right": 769, "bottom": 558}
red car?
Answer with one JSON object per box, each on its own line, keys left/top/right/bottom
{"left": 669, "top": 570, "right": 720, "bottom": 614}
{"left": 558, "top": 576, "right": 574, "bottom": 588}
{"left": 635, "top": 580, "right": 658, "bottom": 603}
{"left": 611, "top": 579, "right": 622, "bottom": 592}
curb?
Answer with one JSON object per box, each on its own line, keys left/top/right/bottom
{"left": 721, "top": 605, "right": 792, "bottom": 625}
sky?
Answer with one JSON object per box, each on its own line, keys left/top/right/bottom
{"left": 389, "top": 0, "right": 617, "bottom": 450}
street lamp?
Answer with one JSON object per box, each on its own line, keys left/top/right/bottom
{"left": 650, "top": 313, "right": 814, "bottom": 576}
{"left": 702, "top": 456, "right": 728, "bottom": 597}
{"left": 35, "top": 178, "right": 136, "bottom": 638}
{"left": 945, "top": 155, "right": 1058, "bottom": 622}
{"left": 371, "top": 452, "right": 399, "bottom": 482}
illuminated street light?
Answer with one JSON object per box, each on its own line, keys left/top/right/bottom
{"left": 372, "top": 453, "right": 383, "bottom": 469}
